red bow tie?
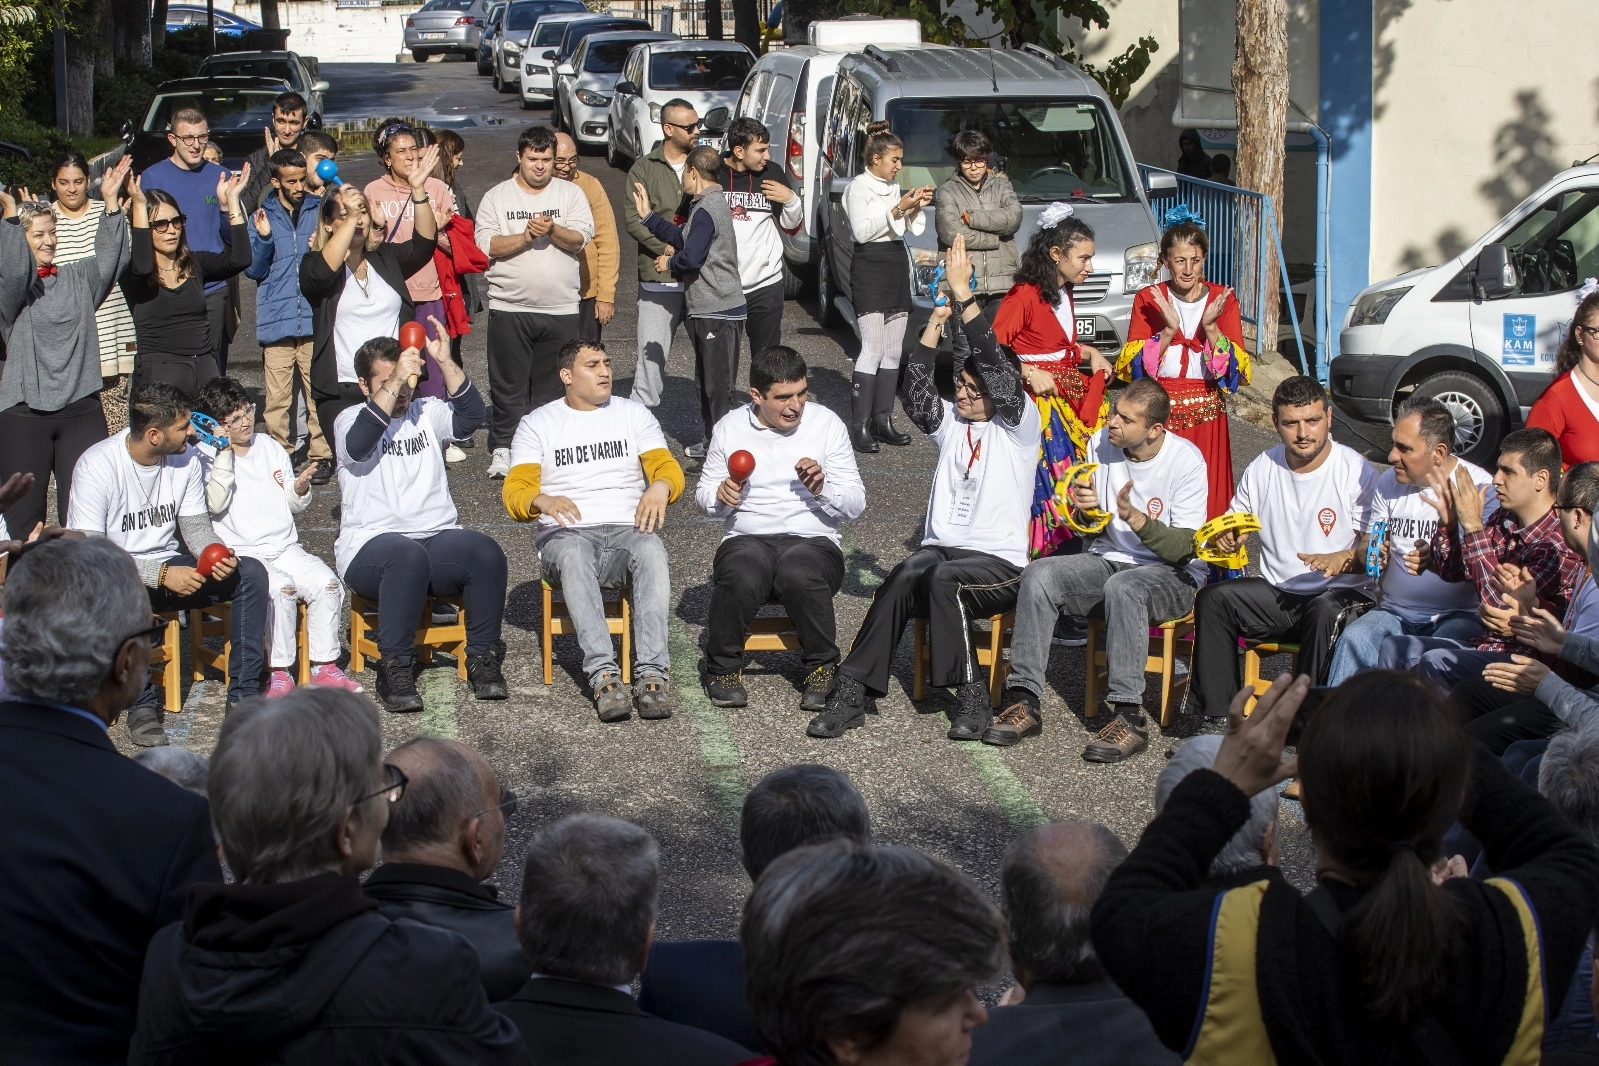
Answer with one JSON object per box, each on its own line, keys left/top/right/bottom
{"left": 36, "top": 265, "right": 56, "bottom": 279}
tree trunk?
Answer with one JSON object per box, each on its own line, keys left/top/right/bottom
{"left": 65, "top": 45, "right": 95, "bottom": 137}
{"left": 150, "top": 0, "right": 169, "bottom": 51}
{"left": 259, "top": 0, "right": 281, "bottom": 31}
{"left": 1232, "top": 0, "right": 1288, "bottom": 361}
{"left": 730, "top": 0, "right": 758, "bottom": 52}
{"left": 703, "top": 0, "right": 723, "bottom": 40}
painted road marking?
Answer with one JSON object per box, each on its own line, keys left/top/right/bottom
{"left": 668, "top": 612, "right": 747, "bottom": 832}
{"left": 418, "top": 663, "right": 460, "bottom": 738}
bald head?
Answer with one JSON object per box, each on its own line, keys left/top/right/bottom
{"left": 382, "top": 738, "right": 505, "bottom": 880}
{"left": 554, "top": 131, "right": 579, "bottom": 181}
{"left": 1001, "top": 822, "right": 1127, "bottom": 988}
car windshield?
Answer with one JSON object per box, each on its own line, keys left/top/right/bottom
{"left": 649, "top": 49, "right": 752, "bottom": 91}
{"left": 885, "top": 97, "right": 1134, "bottom": 202}
{"left": 508, "top": 1, "right": 581, "bottom": 30}
{"left": 200, "top": 59, "right": 296, "bottom": 85}
{"left": 585, "top": 40, "right": 637, "bottom": 74}
{"left": 148, "top": 91, "right": 279, "bottom": 132}
{"left": 531, "top": 18, "right": 571, "bottom": 41}
{"left": 421, "top": 0, "right": 474, "bottom": 8}
{"left": 562, "top": 21, "right": 645, "bottom": 54}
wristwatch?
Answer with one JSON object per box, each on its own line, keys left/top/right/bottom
{"left": 955, "top": 294, "right": 979, "bottom": 312}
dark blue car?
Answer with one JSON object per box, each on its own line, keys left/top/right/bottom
{"left": 164, "top": 5, "right": 264, "bottom": 35}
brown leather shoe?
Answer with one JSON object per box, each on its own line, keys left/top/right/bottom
{"left": 1282, "top": 778, "right": 1301, "bottom": 801}
{"left": 1082, "top": 713, "right": 1149, "bottom": 763}
{"left": 983, "top": 692, "right": 1042, "bottom": 747}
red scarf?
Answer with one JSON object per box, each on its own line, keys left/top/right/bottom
{"left": 36, "top": 265, "right": 56, "bottom": 278}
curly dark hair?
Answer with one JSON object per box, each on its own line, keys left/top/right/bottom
{"left": 1013, "top": 216, "right": 1095, "bottom": 309}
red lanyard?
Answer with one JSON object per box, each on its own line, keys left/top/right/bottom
{"left": 964, "top": 423, "right": 982, "bottom": 480}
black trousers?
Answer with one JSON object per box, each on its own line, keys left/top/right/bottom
{"left": 486, "top": 309, "right": 578, "bottom": 450}
{"left": 147, "top": 553, "right": 269, "bottom": 704}
{"left": 1190, "top": 577, "right": 1373, "bottom": 717}
{"left": 316, "top": 383, "right": 366, "bottom": 465}
{"left": 705, "top": 534, "right": 844, "bottom": 675}
{"left": 743, "top": 277, "right": 785, "bottom": 366}
{"left": 131, "top": 353, "right": 219, "bottom": 408}
{"left": 686, "top": 316, "right": 744, "bottom": 442}
{"left": 1453, "top": 675, "right": 1565, "bottom": 755}
{"left": 343, "top": 529, "right": 508, "bottom": 660}
{"left": 578, "top": 296, "right": 603, "bottom": 344}
{"left": 840, "top": 545, "right": 1021, "bottom": 696}
{"left": 206, "top": 285, "right": 230, "bottom": 377}
{"left": 0, "top": 395, "right": 106, "bottom": 535}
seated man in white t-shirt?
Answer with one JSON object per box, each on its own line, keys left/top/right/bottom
{"left": 1326, "top": 396, "right": 1494, "bottom": 684}
{"left": 1188, "top": 376, "right": 1379, "bottom": 719}
{"left": 333, "top": 327, "right": 508, "bottom": 712}
{"left": 809, "top": 243, "right": 1038, "bottom": 740}
{"left": 994, "top": 377, "right": 1209, "bottom": 762}
{"left": 67, "top": 382, "right": 270, "bottom": 746}
{"left": 193, "top": 376, "right": 362, "bottom": 698}
{"left": 503, "top": 338, "right": 685, "bottom": 722}
{"left": 694, "top": 345, "right": 866, "bottom": 713}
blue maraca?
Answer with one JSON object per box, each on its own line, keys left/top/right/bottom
{"left": 315, "top": 158, "right": 343, "bottom": 187}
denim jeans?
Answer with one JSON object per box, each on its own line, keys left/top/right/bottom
{"left": 538, "top": 524, "right": 671, "bottom": 686}
{"left": 1376, "top": 634, "right": 1511, "bottom": 685}
{"left": 1326, "top": 606, "right": 1482, "bottom": 685}
{"left": 147, "top": 552, "right": 269, "bottom": 704}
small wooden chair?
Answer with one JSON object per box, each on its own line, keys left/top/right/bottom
{"left": 1243, "top": 638, "right": 1300, "bottom": 713}
{"left": 147, "top": 612, "right": 184, "bottom": 713}
{"left": 541, "top": 580, "right": 632, "bottom": 685}
{"left": 1083, "top": 610, "right": 1196, "bottom": 727}
{"left": 350, "top": 593, "right": 468, "bottom": 680}
{"left": 188, "top": 603, "right": 231, "bottom": 687}
{"left": 744, "top": 600, "right": 803, "bottom": 653}
{"left": 911, "top": 612, "right": 1015, "bottom": 709}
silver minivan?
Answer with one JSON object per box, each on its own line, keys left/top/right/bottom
{"left": 817, "top": 45, "right": 1167, "bottom": 353}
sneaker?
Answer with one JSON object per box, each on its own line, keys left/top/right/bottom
{"left": 125, "top": 703, "right": 169, "bottom": 747}
{"left": 375, "top": 656, "right": 424, "bottom": 713}
{"left": 984, "top": 689, "right": 1043, "bottom": 746}
{"left": 593, "top": 671, "right": 631, "bottom": 722}
{"left": 807, "top": 673, "right": 865, "bottom": 738}
{"left": 467, "top": 653, "right": 509, "bottom": 700}
{"left": 310, "top": 458, "right": 334, "bottom": 486}
{"left": 309, "top": 663, "right": 363, "bottom": 692}
{"left": 1051, "top": 616, "right": 1089, "bottom": 647}
{"left": 487, "top": 447, "right": 511, "bottom": 479}
{"left": 634, "top": 674, "right": 675, "bottom": 720}
{"left": 1082, "top": 712, "right": 1149, "bottom": 763}
{"left": 265, "top": 670, "right": 296, "bottom": 698}
{"left": 684, "top": 440, "right": 708, "bottom": 460}
{"left": 704, "top": 670, "right": 747, "bottom": 708}
{"left": 456, "top": 435, "right": 476, "bottom": 449}
{"left": 801, "top": 665, "right": 835, "bottom": 712}
{"left": 947, "top": 680, "right": 993, "bottom": 741}
{"left": 444, "top": 443, "right": 467, "bottom": 464}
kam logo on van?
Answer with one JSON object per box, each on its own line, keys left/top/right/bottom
{"left": 1502, "top": 313, "right": 1536, "bottom": 367}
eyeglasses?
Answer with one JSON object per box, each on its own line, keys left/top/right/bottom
{"left": 953, "top": 380, "right": 988, "bottom": 398}
{"left": 150, "top": 215, "right": 187, "bottom": 233}
{"left": 170, "top": 133, "right": 210, "bottom": 146}
{"left": 666, "top": 119, "right": 702, "bottom": 133}
{"left": 1576, "top": 324, "right": 1599, "bottom": 339}
{"left": 554, "top": 156, "right": 579, "bottom": 168}
{"left": 224, "top": 403, "right": 257, "bottom": 429}
{"left": 469, "top": 787, "right": 518, "bottom": 822}
{"left": 353, "top": 763, "right": 409, "bottom": 807}
{"left": 124, "top": 616, "right": 169, "bottom": 649}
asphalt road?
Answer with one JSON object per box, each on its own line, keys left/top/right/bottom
{"left": 139, "top": 59, "right": 1325, "bottom": 934}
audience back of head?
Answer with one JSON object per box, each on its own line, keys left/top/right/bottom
{"left": 1156, "top": 734, "right": 1278, "bottom": 876}
{"left": 1001, "top": 822, "right": 1126, "bottom": 987}
{"left": 133, "top": 747, "right": 210, "bottom": 795}
{"left": 740, "top": 763, "right": 870, "bottom": 880}
{"left": 1540, "top": 717, "right": 1599, "bottom": 849}
{"left": 382, "top": 736, "right": 491, "bottom": 859}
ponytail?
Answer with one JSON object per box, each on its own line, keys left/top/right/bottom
{"left": 863, "top": 121, "right": 901, "bottom": 170}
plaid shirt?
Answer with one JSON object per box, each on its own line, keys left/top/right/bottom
{"left": 1431, "top": 505, "right": 1584, "bottom": 656}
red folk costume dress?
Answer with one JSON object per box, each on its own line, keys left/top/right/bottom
{"left": 992, "top": 281, "right": 1110, "bottom": 557}
{"left": 1527, "top": 370, "right": 1599, "bottom": 468}
{"left": 1115, "top": 281, "right": 1251, "bottom": 519}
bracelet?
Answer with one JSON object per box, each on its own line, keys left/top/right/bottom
{"left": 412, "top": 195, "right": 429, "bottom": 204}
{"left": 158, "top": 562, "right": 168, "bottom": 586}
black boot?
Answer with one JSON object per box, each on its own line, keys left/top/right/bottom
{"left": 849, "top": 371, "right": 879, "bottom": 453}
{"left": 870, "top": 368, "right": 911, "bottom": 445}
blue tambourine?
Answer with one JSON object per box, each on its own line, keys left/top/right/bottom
{"left": 189, "top": 412, "right": 228, "bottom": 448}
{"left": 1366, "top": 520, "right": 1386, "bottom": 577}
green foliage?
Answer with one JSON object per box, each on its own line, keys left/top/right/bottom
{"left": 0, "top": 111, "right": 76, "bottom": 190}
{"left": 841, "top": 0, "right": 1157, "bottom": 107}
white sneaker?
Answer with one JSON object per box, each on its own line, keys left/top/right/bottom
{"left": 444, "top": 443, "right": 467, "bottom": 464}
{"left": 487, "top": 447, "right": 511, "bottom": 479}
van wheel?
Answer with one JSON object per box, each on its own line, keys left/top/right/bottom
{"left": 816, "top": 252, "right": 842, "bottom": 327}
{"left": 1411, "top": 371, "right": 1504, "bottom": 466}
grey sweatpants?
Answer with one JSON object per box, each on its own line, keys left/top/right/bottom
{"left": 631, "top": 287, "right": 685, "bottom": 407}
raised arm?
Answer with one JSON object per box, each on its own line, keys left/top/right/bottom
{"left": 945, "top": 237, "right": 1024, "bottom": 428}
{"left": 902, "top": 309, "right": 948, "bottom": 437}
{"left": 0, "top": 216, "right": 33, "bottom": 327}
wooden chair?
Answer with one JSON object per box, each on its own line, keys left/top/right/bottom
{"left": 911, "top": 612, "right": 1015, "bottom": 709}
{"left": 349, "top": 593, "right": 468, "bottom": 680}
{"left": 1083, "top": 610, "right": 1195, "bottom": 727}
{"left": 294, "top": 600, "right": 312, "bottom": 686}
{"left": 1242, "top": 638, "right": 1300, "bottom": 713}
{"left": 188, "top": 603, "right": 231, "bottom": 687}
{"left": 744, "top": 600, "right": 803, "bottom": 653}
{"left": 541, "top": 580, "right": 632, "bottom": 686}
{"left": 147, "top": 612, "right": 184, "bottom": 713}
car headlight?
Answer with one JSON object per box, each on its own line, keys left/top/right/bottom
{"left": 576, "top": 89, "right": 610, "bottom": 107}
{"left": 649, "top": 102, "right": 664, "bottom": 124}
{"left": 1124, "top": 242, "right": 1159, "bottom": 293}
{"left": 503, "top": 40, "right": 521, "bottom": 56}
{"left": 910, "top": 247, "right": 943, "bottom": 299}
{"left": 526, "top": 63, "right": 547, "bottom": 74}
{"left": 1350, "top": 285, "right": 1412, "bottom": 327}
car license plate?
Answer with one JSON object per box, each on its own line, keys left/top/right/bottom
{"left": 1076, "top": 317, "right": 1095, "bottom": 338}
{"left": 422, "top": 31, "right": 445, "bottom": 39}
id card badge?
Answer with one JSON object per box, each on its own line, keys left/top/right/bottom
{"left": 950, "top": 473, "right": 981, "bottom": 525}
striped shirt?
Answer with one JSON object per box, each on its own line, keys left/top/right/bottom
{"left": 52, "top": 199, "right": 136, "bottom": 376}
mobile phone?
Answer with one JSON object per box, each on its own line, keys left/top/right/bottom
{"left": 1284, "top": 685, "right": 1337, "bottom": 748}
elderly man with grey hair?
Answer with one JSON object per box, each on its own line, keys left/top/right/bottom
{"left": 0, "top": 536, "right": 221, "bottom": 1066}
{"left": 363, "top": 736, "right": 529, "bottom": 1001}
{"left": 970, "top": 822, "right": 1176, "bottom": 1066}
{"left": 1154, "top": 734, "right": 1279, "bottom": 880}
{"left": 129, "top": 689, "right": 528, "bottom": 1065}
{"left": 496, "top": 813, "right": 752, "bottom": 1066}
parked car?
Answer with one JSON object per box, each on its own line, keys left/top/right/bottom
{"left": 520, "top": 16, "right": 650, "bottom": 107}
{"left": 491, "top": 0, "right": 587, "bottom": 93}
{"left": 733, "top": 16, "right": 923, "bottom": 296}
{"left": 195, "top": 50, "right": 328, "bottom": 122}
{"left": 1332, "top": 164, "right": 1599, "bottom": 465}
{"left": 127, "top": 76, "right": 296, "bottom": 171}
{"left": 164, "top": 5, "right": 263, "bottom": 35}
{"left": 553, "top": 30, "right": 675, "bottom": 147}
{"left": 816, "top": 45, "right": 1164, "bottom": 354}
{"left": 402, "top": 0, "right": 489, "bottom": 62}
{"left": 475, "top": 1, "right": 507, "bottom": 74}
{"left": 606, "top": 39, "right": 755, "bottom": 167}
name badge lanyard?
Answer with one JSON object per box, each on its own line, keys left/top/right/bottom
{"left": 964, "top": 423, "right": 982, "bottom": 480}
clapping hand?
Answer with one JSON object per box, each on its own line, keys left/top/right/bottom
{"left": 630, "top": 181, "right": 652, "bottom": 221}
{"left": 1211, "top": 674, "right": 1308, "bottom": 796}
{"left": 1509, "top": 606, "right": 1568, "bottom": 655}
{"left": 253, "top": 208, "right": 271, "bottom": 237}
{"left": 1480, "top": 599, "right": 1517, "bottom": 636}
{"left": 1482, "top": 654, "right": 1551, "bottom": 695}
{"left": 410, "top": 144, "right": 442, "bottom": 194}
{"left": 1491, "top": 563, "right": 1538, "bottom": 613}
{"left": 1401, "top": 539, "right": 1431, "bottom": 575}
{"left": 945, "top": 235, "right": 973, "bottom": 304}
{"left": 1151, "top": 286, "right": 1183, "bottom": 334}
{"left": 1114, "top": 480, "right": 1145, "bottom": 530}
{"left": 263, "top": 126, "right": 281, "bottom": 156}
{"left": 99, "top": 157, "right": 132, "bottom": 206}
{"left": 217, "top": 163, "right": 250, "bottom": 212}
{"left": 1423, "top": 469, "right": 1460, "bottom": 531}
{"left": 1201, "top": 286, "right": 1233, "bottom": 330}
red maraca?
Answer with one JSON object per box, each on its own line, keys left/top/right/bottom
{"left": 728, "top": 449, "right": 756, "bottom": 484}
{"left": 196, "top": 542, "right": 232, "bottom": 578}
{"left": 399, "top": 321, "right": 427, "bottom": 388}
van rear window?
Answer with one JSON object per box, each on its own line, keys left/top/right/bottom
{"left": 885, "top": 98, "right": 1133, "bottom": 202}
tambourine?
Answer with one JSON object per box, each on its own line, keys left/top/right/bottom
{"left": 1365, "top": 519, "right": 1386, "bottom": 577}
{"left": 189, "top": 412, "right": 228, "bottom": 449}
{"left": 1058, "top": 462, "right": 1112, "bottom": 534}
{"left": 1194, "top": 512, "right": 1261, "bottom": 570}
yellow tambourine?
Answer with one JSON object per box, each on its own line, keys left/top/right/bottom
{"left": 1058, "top": 462, "right": 1112, "bottom": 535}
{"left": 1194, "top": 512, "right": 1261, "bottom": 570}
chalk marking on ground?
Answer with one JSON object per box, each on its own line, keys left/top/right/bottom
{"left": 668, "top": 612, "right": 748, "bottom": 832}
{"left": 418, "top": 664, "right": 460, "bottom": 739}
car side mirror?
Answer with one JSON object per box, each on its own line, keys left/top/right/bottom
{"left": 702, "top": 105, "right": 729, "bottom": 133}
{"left": 1145, "top": 170, "right": 1177, "bottom": 193}
{"left": 1473, "top": 243, "right": 1518, "bottom": 300}
{"left": 119, "top": 118, "right": 134, "bottom": 143}
{"left": 555, "top": 61, "right": 574, "bottom": 76}
{"left": 305, "top": 112, "right": 324, "bottom": 130}
{"left": 311, "top": 80, "right": 330, "bottom": 93}
{"left": 614, "top": 80, "right": 637, "bottom": 95}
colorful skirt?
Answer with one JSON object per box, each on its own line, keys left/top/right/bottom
{"left": 1026, "top": 359, "right": 1110, "bottom": 559}
{"left": 1161, "top": 377, "right": 1234, "bottom": 520}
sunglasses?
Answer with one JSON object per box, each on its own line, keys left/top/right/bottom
{"left": 377, "top": 122, "right": 417, "bottom": 150}
{"left": 150, "top": 216, "right": 187, "bottom": 233}
{"left": 667, "top": 119, "right": 702, "bottom": 133}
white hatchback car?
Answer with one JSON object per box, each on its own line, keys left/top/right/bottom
{"left": 605, "top": 39, "right": 755, "bottom": 167}
{"left": 554, "top": 30, "right": 677, "bottom": 148}
{"left": 509, "top": 10, "right": 594, "bottom": 100}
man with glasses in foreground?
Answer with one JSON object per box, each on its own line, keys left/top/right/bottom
{"left": 363, "top": 736, "right": 530, "bottom": 1001}
{"left": 622, "top": 99, "right": 698, "bottom": 439}
{"left": 130, "top": 688, "right": 529, "bottom": 1064}
{"left": 141, "top": 106, "right": 237, "bottom": 375}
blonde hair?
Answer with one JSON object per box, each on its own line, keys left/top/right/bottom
{"left": 17, "top": 201, "right": 54, "bottom": 230}
{"left": 310, "top": 189, "right": 383, "bottom": 253}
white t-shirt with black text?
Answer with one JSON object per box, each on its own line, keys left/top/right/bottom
{"left": 1368, "top": 457, "right": 1497, "bottom": 622}
{"left": 511, "top": 396, "right": 667, "bottom": 543}
{"left": 333, "top": 399, "right": 461, "bottom": 576}
{"left": 67, "top": 431, "right": 207, "bottom": 562}
{"left": 922, "top": 401, "right": 1041, "bottom": 568}
{"left": 1229, "top": 441, "right": 1378, "bottom": 594}
{"left": 1082, "top": 428, "right": 1210, "bottom": 583}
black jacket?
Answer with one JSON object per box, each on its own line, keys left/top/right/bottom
{"left": 129, "top": 873, "right": 529, "bottom": 1065}
{"left": 968, "top": 981, "right": 1179, "bottom": 1066}
{"left": 495, "top": 976, "right": 752, "bottom": 1066}
{"left": 299, "top": 231, "right": 435, "bottom": 404}
{"left": 363, "top": 862, "right": 530, "bottom": 1002}
{"left": 638, "top": 938, "right": 763, "bottom": 1052}
{"left": 0, "top": 700, "right": 221, "bottom": 1066}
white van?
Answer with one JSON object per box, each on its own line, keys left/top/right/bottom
{"left": 1332, "top": 164, "right": 1599, "bottom": 464}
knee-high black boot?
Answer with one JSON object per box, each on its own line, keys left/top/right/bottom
{"left": 870, "top": 368, "right": 911, "bottom": 445}
{"left": 850, "top": 371, "right": 879, "bottom": 453}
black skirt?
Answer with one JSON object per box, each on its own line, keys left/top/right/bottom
{"left": 851, "top": 240, "right": 912, "bottom": 316}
